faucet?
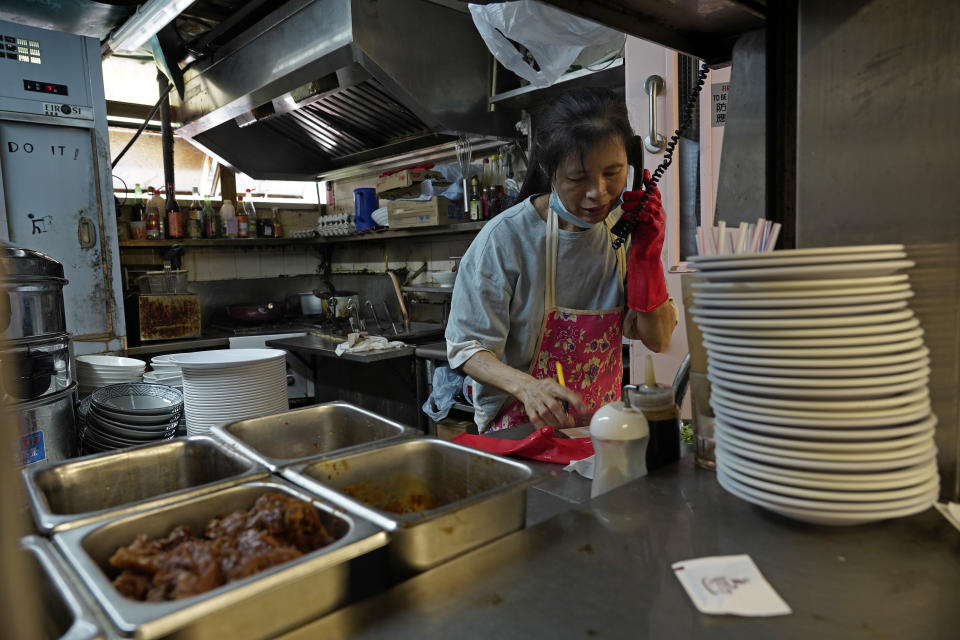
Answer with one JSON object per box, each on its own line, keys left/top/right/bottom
{"left": 345, "top": 299, "right": 364, "bottom": 333}
{"left": 381, "top": 301, "right": 399, "bottom": 335}
{"left": 366, "top": 300, "right": 384, "bottom": 333}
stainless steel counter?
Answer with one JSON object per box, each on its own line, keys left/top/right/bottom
{"left": 267, "top": 335, "right": 415, "bottom": 363}
{"left": 279, "top": 454, "right": 960, "bottom": 639}
{"left": 124, "top": 336, "right": 230, "bottom": 356}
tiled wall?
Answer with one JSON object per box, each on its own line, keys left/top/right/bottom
{"left": 183, "top": 246, "right": 318, "bottom": 282}
{"left": 331, "top": 237, "right": 472, "bottom": 283}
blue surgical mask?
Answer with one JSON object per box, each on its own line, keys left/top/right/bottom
{"left": 549, "top": 189, "right": 627, "bottom": 229}
{"left": 549, "top": 192, "right": 594, "bottom": 229}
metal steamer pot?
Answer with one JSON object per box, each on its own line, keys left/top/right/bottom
{"left": 4, "top": 384, "right": 77, "bottom": 465}
{"left": 1, "top": 243, "right": 76, "bottom": 466}
{"left": 0, "top": 333, "right": 73, "bottom": 402}
{"left": 0, "top": 245, "right": 68, "bottom": 340}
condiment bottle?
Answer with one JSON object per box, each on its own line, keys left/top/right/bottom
{"left": 203, "top": 194, "right": 218, "bottom": 238}
{"left": 165, "top": 185, "right": 183, "bottom": 238}
{"left": 627, "top": 355, "right": 681, "bottom": 472}
{"left": 243, "top": 188, "right": 258, "bottom": 237}
{"left": 237, "top": 194, "right": 249, "bottom": 238}
{"left": 186, "top": 187, "right": 202, "bottom": 239}
{"left": 589, "top": 387, "right": 650, "bottom": 498}
{"left": 271, "top": 207, "right": 283, "bottom": 238}
{"left": 144, "top": 186, "right": 162, "bottom": 239}
{"left": 220, "top": 200, "right": 237, "bottom": 237}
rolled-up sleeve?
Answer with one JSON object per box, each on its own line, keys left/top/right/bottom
{"left": 445, "top": 239, "right": 514, "bottom": 370}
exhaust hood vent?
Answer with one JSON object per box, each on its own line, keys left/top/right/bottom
{"left": 176, "top": 0, "right": 515, "bottom": 180}
{"left": 268, "top": 80, "right": 432, "bottom": 160}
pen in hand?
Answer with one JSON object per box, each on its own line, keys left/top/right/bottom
{"left": 555, "top": 362, "right": 569, "bottom": 415}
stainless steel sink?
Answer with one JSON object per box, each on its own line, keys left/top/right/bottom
{"left": 369, "top": 321, "right": 443, "bottom": 343}
{"left": 22, "top": 436, "right": 269, "bottom": 534}
{"left": 309, "top": 321, "right": 442, "bottom": 346}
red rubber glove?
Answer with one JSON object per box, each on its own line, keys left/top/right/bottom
{"left": 623, "top": 169, "right": 668, "bottom": 313}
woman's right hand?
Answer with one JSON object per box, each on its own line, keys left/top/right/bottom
{"left": 515, "top": 375, "right": 588, "bottom": 429}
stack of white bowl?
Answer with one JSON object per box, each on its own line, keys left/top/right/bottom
{"left": 144, "top": 354, "right": 183, "bottom": 388}
{"left": 76, "top": 355, "right": 146, "bottom": 395}
{"left": 688, "top": 244, "right": 939, "bottom": 525}
{"left": 167, "top": 348, "right": 288, "bottom": 436}
{"left": 77, "top": 382, "right": 182, "bottom": 455}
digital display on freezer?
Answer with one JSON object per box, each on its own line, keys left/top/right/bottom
{"left": 23, "top": 79, "right": 67, "bottom": 96}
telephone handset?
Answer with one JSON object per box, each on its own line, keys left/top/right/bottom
{"left": 611, "top": 62, "right": 709, "bottom": 249}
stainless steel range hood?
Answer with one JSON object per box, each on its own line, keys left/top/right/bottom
{"left": 176, "top": 0, "right": 514, "bottom": 180}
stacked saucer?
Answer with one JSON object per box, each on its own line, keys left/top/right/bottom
{"left": 144, "top": 354, "right": 183, "bottom": 387}
{"left": 167, "top": 349, "right": 288, "bottom": 436}
{"left": 76, "top": 355, "right": 145, "bottom": 395}
{"left": 77, "top": 382, "right": 182, "bottom": 455}
{"left": 688, "top": 245, "right": 939, "bottom": 525}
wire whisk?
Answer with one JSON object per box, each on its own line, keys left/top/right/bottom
{"left": 455, "top": 135, "right": 473, "bottom": 213}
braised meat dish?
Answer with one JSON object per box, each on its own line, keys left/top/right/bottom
{"left": 110, "top": 493, "right": 335, "bottom": 601}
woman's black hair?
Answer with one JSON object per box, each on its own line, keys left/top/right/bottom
{"left": 518, "top": 87, "right": 634, "bottom": 201}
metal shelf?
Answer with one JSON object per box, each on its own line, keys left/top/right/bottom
{"left": 118, "top": 221, "right": 487, "bottom": 249}
{"left": 535, "top": 0, "right": 766, "bottom": 65}
{"left": 118, "top": 237, "right": 317, "bottom": 248}
{"left": 403, "top": 285, "right": 454, "bottom": 294}
{"left": 489, "top": 59, "right": 625, "bottom": 111}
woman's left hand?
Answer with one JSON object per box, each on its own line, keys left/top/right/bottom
{"left": 623, "top": 169, "right": 668, "bottom": 313}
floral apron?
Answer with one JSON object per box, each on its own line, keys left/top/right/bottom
{"left": 489, "top": 207, "right": 627, "bottom": 431}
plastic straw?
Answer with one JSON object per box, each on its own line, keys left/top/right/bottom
{"left": 736, "top": 222, "right": 749, "bottom": 253}
{"left": 750, "top": 219, "right": 766, "bottom": 253}
{"left": 765, "top": 222, "right": 782, "bottom": 252}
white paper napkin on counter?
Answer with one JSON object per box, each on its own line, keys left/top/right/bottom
{"left": 334, "top": 332, "right": 406, "bottom": 356}
{"left": 564, "top": 454, "right": 594, "bottom": 479}
{"left": 672, "top": 555, "right": 792, "bottom": 617}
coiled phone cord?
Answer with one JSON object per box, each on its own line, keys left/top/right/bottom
{"left": 611, "top": 62, "right": 710, "bottom": 249}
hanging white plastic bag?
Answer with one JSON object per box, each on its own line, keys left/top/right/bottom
{"left": 468, "top": 1, "right": 624, "bottom": 88}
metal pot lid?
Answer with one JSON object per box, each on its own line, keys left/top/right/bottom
{"left": 1, "top": 242, "right": 65, "bottom": 280}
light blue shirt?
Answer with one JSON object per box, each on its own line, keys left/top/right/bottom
{"left": 445, "top": 196, "right": 623, "bottom": 431}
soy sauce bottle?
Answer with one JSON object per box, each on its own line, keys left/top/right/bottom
{"left": 625, "top": 355, "right": 681, "bottom": 472}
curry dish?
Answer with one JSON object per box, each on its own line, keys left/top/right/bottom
{"left": 109, "top": 493, "right": 335, "bottom": 601}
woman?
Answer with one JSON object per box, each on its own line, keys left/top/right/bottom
{"left": 445, "top": 88, "right": 677, "bottom": 432}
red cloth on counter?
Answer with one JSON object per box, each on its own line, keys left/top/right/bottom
{"left": 452, "top": 426, "right": 593, "bottom": 465}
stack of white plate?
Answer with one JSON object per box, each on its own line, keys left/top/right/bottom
{"left": 77, "top": 382, "right": 182, "bottom": 455}
{"left": 167, "top": 349, "right": 288, "bottom": 437}
{"left": 144, "top": 354, "right": 183, "bottom": 387}
{"left": 76, "top": 355, "right": 146, "bottom": 395}
{"left": 688, "top": 244, "right": 939, "bottom": 525}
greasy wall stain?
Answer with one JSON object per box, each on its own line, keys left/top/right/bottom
{"left": 139, "top": 296, "right": 201, "bottom": 340}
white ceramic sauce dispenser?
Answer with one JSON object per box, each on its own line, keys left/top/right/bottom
{"left": 589, "top": 385, "right": 650, "bottom": 498}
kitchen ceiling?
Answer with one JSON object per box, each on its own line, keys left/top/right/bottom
{"left": 1, "top": 0, "right": 766, "bottom": 180}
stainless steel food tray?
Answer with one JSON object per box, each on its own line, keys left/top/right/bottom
{"left": 20, "top": 535, "right": 106, "bottom": 640}
{"left": 54, "top": 478, "right": 388, "bottom": 640}
{"left": 282, "top": 438, "right": 542, "bottom": 576}
{"left": 22, "top": 435, "right": 269, "bottom": 534}
{"left": 211, "top": 401, "right": 421, "bottom": 471}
